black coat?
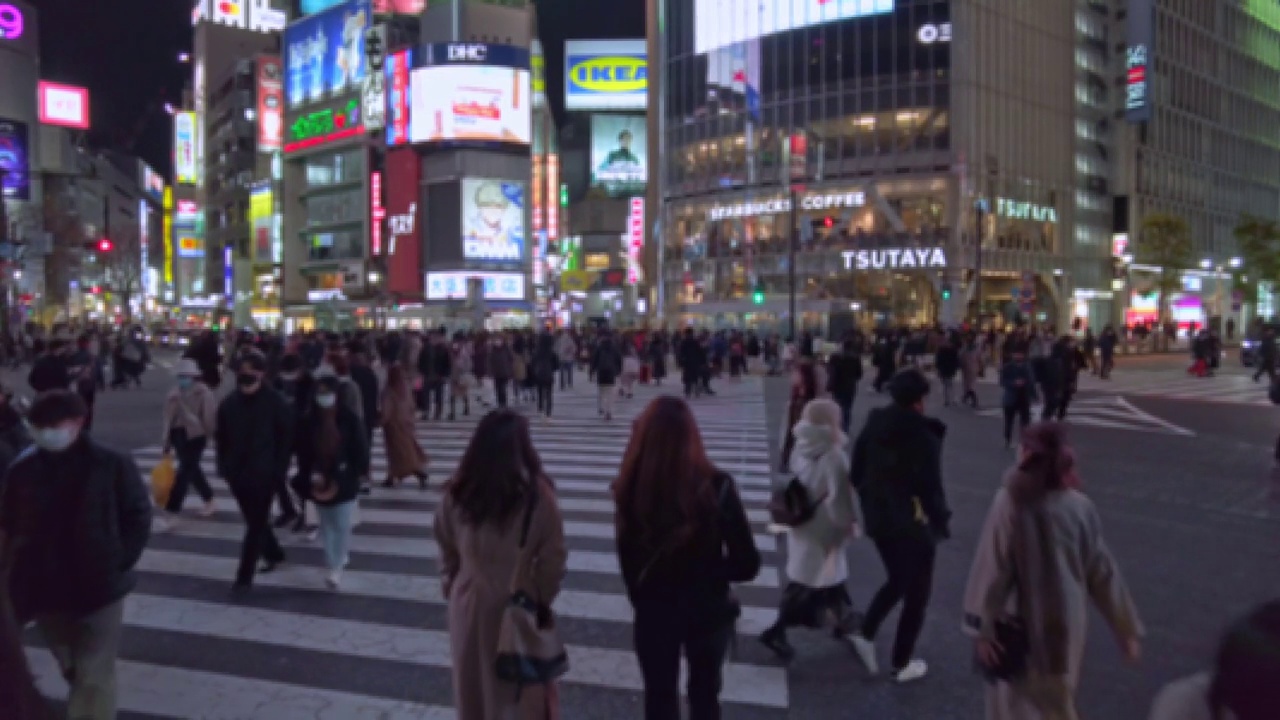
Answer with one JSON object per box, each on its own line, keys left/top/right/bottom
{"left": 27, "top": 354, "right": 67, "bottom": 394}
{"left": 850, "top": 404, "right": 951, "bottom": 542}
{"left": 827, "top": 351, "right": 863, "bottom": 398}
{"left": 0, "top": 436, "right": 151, "bottom": 621}
{"left": 532, "top": 333, "right": 558, "bottom": 384}
{"left": 593, "top": 340, "right": 622, "bottom": 385}
{"left": 349, "top": 365, "right": 380, "bottom": 429}
{"left": 292, "top": 408, "right": 370, "bottom": 507}
{"left": 215, "top": 387, "right": 294, "bottom": 488}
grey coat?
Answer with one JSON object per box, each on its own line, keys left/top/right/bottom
{"left": 964, "top": 484, "right": 1144, "bottom": 719}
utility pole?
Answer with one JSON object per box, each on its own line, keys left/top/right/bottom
{"left": 788, "top": 184, "right": 797, "bottom": 341}
{"left": 972, "top": 156, "right": 998, "bottom": 323}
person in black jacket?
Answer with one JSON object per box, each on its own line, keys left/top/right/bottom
{"left": 827, "top": 337, "right": 864, "bottom": 431}
{"left": 216, "top": 349, "right": 294, "bottom": 590}
{"left": 418, "top": 331, "right": 453, "bottom": 421}
{"left": 532, "top": 329, "right": 558, "bottom": 420}
{"left": 678, "top": 328, "right": 706, "bottom": 399}
{"left": 27, "top": 340, "right": 69, "bottom": 395}
{"left": 848, "top": 368, "right": 951, "bottom": 683}
{"left": 934, "top": 337, "right": 961, "bottom": 407}
{"left": 273, "top": 354, "right": 315, "bottom": 532}
{"left": 347, "top": 343, "right": 380, "bottom": 443}
{"left": 0, "top": 387, "right": 31, "bottom": 473}
{"left": 290, "top": 374, "right": 369, "bottom": 589}
{"left": 0, "top": 390, "right": 151, "bottom": 719}
{"left": 614, "top": 397, "right": 761, "bottom": 720}
{"left": 593, "top": 333, "right": 622, "bottom": 420}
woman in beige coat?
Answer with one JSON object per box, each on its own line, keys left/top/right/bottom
{"left": 435, "top": 410, "right": 567, "bottom": 720}
{"left": 964, "top": 422, "right": 1144, "bottom": 719}
{"left": 380, "top": 364, "right": 428, "bottom": 488}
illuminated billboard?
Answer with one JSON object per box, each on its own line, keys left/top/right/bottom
{"left": 410, "top": 65, "right": 531, "bottom": 145}
{"left": 249, "top": 182, "right": 273, "bottom": 264}
{"left": 591, "top": 115, "right": 646, "bottom": 197}
{"left": 37, "top": 82, "right": 90, "bottom": 130}
{"left": 192, "top": 0, "right": 286, "bottom": 32}
{"left": 461, "top": 178, "right": 525, "bottom": 263}
{"left": 174, "top": 200, "right": 205, "bottom": 258}
{"left": 0, "top": 119, "right": 29, "bottom": 200}
{"left": 1126, "top": 0, "right": 1153, "bottom": 123}
{"left": 564, "top": 40, "right": 646, "bottom": 111}
{"left": 257, "top": 56, "right": 284, "bottom": 152}
{"left": 174, "top": 112, "right": 198, "bottom": 185}
{"left": 303, "top": 0, "right": 420, "bottom": 13}
{"left": 284, "top": 0, "right": 371, "bottom": 109}
{"left": 0, "top": 1, "right": 36, "bottom": 55}
{"left": 695, "top": 0, "right": 894, "bottom": 54}
{"left": 426, "top": 271, "right": 525, "bottom": 301}
{"left": 385, "top": 49, "right": 412, "bottom": 146}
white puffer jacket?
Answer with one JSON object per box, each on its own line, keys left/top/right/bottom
{"left": 784, "top": 420, "right": 861, "bottom": 588}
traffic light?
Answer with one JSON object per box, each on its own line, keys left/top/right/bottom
{"left": 941, "top": 283, "right": 952, "bottom": 301}
{"left": 752, "top": 280, "right": 766, "bottom": 305}
{"left": 98, "top": 238, "right": 114, "bottom": 252}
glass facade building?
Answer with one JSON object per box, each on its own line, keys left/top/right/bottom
{"left": 658, "top": 0, "right": 1088, "bottom": 330}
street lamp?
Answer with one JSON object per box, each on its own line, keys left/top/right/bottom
{"left": 1199, "top": 258, "right": 1213, "bottom": 270}
{"left": 178, "top": 52, "right": 190, "bottom": 63}
{"left": 1229, "top": 257, "right": 1242, "bottom": 268}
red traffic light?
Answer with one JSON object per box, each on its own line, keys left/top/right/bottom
{"left": 98, "top": 238, "right": 114, "bottom": 252}
{"left": 823, "top": 216, "right": 834, "bottom": 228}
{"left": 90, "top": 285, "right": 101, "bottom": 294}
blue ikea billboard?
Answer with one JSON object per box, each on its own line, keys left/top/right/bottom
{"left": 284, "top": 0, "right": 372, "bottom": 110}
{"left": 564, "top": 39, "right": 647, "bottom": 111}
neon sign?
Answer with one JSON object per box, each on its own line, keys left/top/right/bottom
{"left": 370, "top": 171, "right": 385, "bottom": 256}
{"left": 1125, "top": 45, "right": 1149, "bottom": 116}
{"left": 284, "top": 98, "right": 363, "bottom": 152}
{"left": 0, "top": 4, "right": 23, "bottom": 41}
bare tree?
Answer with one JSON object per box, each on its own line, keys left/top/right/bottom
{"left": 102, "top": 224, "right": 144, "bottom": 323}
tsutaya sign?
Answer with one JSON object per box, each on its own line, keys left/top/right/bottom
{"left": 997, "top": 198, "right": 1058, "bottom": 223}
{"left": 842, "top": 247, "right": 947, "bottom": 271}
{"left": 707, "top": 191, "right": 866, "bottom": 221}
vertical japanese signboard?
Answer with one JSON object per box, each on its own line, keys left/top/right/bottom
{"left": 1125, "top": 0, "right": 1153, "bottom": 123}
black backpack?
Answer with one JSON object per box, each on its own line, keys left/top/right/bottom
{"left": 768, "top": 477, "right": 827, "bottom": 527}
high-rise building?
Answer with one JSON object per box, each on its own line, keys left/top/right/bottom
{"left": 1111, "top": 0, "right": 1280, "bottom": 331}
{"left": 653, "top": 0, "right": 1100, "bottom": 330}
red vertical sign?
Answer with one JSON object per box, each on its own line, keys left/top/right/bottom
{"left": 546, "top": 154, "right": 560, "bottom": 241}
{"left": 370, "top": 171, "right": 385, "bottom": 256}
{"left": 385, "top": 149, "right": 422, "bottom": 294}
{"left": 387, "top": 49, "right": 412, "bottom": 146}
{"left": 256, "top": 55, "right": 283, "bottom": 152}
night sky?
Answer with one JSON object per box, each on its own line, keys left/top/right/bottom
{"left": 32, "top": 0, "right": 645, "bottom": 178}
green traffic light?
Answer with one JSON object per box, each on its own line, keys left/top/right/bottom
{"left": 752, "top": 291, "right": 765, "bottom": 305}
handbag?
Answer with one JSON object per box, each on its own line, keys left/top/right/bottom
{"left": 977, "top": 617, "right": 1030, "bottom": 683}
{"left": 768, "top": 477, "right": 827, "bottom": 527}
{"left": 495, "top": 482, "right": 570, "bottom": 686}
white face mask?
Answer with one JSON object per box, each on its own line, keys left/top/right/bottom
{"left": 316, "top": 393, "right": 337, "bottom": 409}
{"left": 33, "top": 425, "right": 78, "bottom": 452}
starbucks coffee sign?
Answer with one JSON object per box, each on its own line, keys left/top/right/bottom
{"left": 842, "top": 247, "right": 947, "bottom": 270}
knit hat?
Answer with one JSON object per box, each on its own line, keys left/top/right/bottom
{"left": 176, "top": 358, "right": 201, "bottom": 377}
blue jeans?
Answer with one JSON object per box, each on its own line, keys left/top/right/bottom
{"left": 316, "top": 500, "right": 356, "bottom": 570}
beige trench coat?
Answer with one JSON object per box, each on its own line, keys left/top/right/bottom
{"left": 964, "top": 486, "right": 1144, "bottom": 720}
{"left": 435, "top": 479, "right": 568, "bottom": 720}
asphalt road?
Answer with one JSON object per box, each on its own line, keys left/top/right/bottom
{"left": 13, "top": 351, "right": 1280, "bottom": 718}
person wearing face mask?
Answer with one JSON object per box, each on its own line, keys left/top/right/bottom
{"left": 215, "top": 350, "right": 294, "bottom": 590}
{"left": 0, "top": 390, "right": 151, "bottom": 720}
{"left": 291, "top": 374, "right": 369, "bottom": 589}
{"left": 273, "top": 353, "right": 316, "bottom": 532}
{"left": 156, "top": 359, "right": 219, "bottom": 531}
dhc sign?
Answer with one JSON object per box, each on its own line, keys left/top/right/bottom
{"left": 564, "top": 39, "right": 647, "bottom": 111}
{"left": 842, "top": 248, "right": 947, "bottom": 271}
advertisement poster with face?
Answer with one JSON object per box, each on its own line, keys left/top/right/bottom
{"left": 410, "top": 65, "right": 531, "bottom": 145}
{"left": 591, "top": 115, "right": 647, "bottom": 197}
{"left": 0, "top": 119, "right": 29, "bottom": 200}
{"left": 284, "top": 0, "right": 371, "bottom": 109}
{"left": 462, "top": 179, "right": 525, "bottom": 263}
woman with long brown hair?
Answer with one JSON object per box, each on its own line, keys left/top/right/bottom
{"left": 380, "top": 364, "right": 428, "bottom": 489}
{"left": 435, "top": 410, "right": 567, "bottom": 720}
{"left": 778, "top": 357, "right": 824, "bottom": 470}
{"left": 613, "top": 396, "right": 762, "bottom": 720}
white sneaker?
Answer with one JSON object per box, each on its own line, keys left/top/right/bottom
{"left": 153, "top": 515, "right": 174, "bottom": 533}
{"left": 324, "top": 569, "right": 341, "bottom": 589}
{"left": 849, "top": 634, "right": 879, "bottom": 675}
{"left": 891, "top": 659, "right": 928, "bottom": 683}
{"left": 198, "top": 499, "right": 216, "bottom": 517}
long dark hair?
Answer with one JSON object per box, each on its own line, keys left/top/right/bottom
{"left": 449, "top": 410, "right": 544, "bottom": 527}
{"left": 1209, "top": 600, "right": 1280, "bottom": 720}
{"left": 613, "top": 396, "right": 719, "bottom": 551}
{"left": 313, "top": 380, "right": 341, "bottom": 474}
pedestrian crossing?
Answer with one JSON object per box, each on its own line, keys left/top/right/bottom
{"left": 27, "top": 377, "right": 791, "bottom": 719}
{"left": 974, "top": 395, "right": 1195, "bottom": 436}
{"left": 1073, "top": 370, "right": 1273, "bottom": 406}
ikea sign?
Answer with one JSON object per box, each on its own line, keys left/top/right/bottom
{"left": 564, "top": 39, "right": 647, "bottom": 111}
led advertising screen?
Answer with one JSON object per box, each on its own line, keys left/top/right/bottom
{"left": 0, "top": 119, "right": 29, "bottom": 200}
{"left": 426, "top": 271, "right": 526, "bottom": 301}
{"left": 0, "top": 1, "right": 37, "bottom": 56}
{"left": 249, "top": 182, "right": 273, "bottom": 264}
{"left": 304, "top": 0, "right": 421, "bottom": 13}
{"left": 284, "top": 0, "right": 372, "bottom": 110}
{"left": 410, "top": 65, "right": 531, "bottom": 145}
{"left": 37, "top": 81, "right": 90, "bottom": 130}
{"left": 461, "top": 178, "right": 525, "bottom": 263}
{"left": 257, "top": 55, "right": 284, "bottom": 152}
{"left": 591, "top": 115, "right": 647, "bottom": 197}
{"left": 695, "top": 0, "right": 894, "bottom": 54}
{"left": 385, "top": 49, "right": 413, "bottom": 146}
{"left": 174, "top": 112, "right": 198, "bottom": 185}
{"left": 564, "top": 40, "right": 647, "bottom": 111}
